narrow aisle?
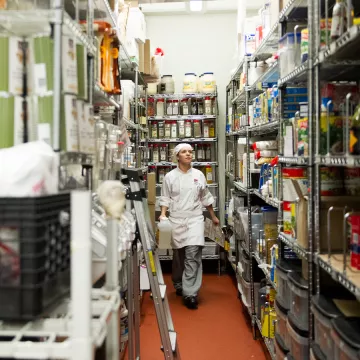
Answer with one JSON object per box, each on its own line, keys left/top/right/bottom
{"left": 139, "top": 274, "right": 267, "bottom": 360}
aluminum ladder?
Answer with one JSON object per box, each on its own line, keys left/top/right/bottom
{"left": 124, "top": 168, "right": 181, "bottom": 360}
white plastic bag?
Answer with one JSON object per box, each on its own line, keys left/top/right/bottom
{"left": 0, "top": 141, "right": 58, "bottom": 197}
{"left": 97, "top": 180, "right": 126, "bottom": 220}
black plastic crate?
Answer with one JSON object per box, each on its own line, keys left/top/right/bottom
{"left": 0, "top": 193, "right": 71, "bottom": 320}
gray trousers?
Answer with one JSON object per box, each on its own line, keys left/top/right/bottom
{"left": 172, "top": 245, "right": 203, "bottom": 297}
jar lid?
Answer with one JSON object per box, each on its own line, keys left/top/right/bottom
{"left": 185, "top": 73, "right": 196, "bottom": 76}
{"left": 205, "top": 96, "right": 211, "bottom": 100}
{"left": 157, "top": 98, "right": 164, "bottom": 102}
{"left": 173, "top": 100, "right": 179, "bottom": 102}
{"left": 167, "top": 100, "right": 172, "bottom": 102}
{"left": 148, "top": 97, "right": 155, "bottom": 102}
{"left": 163, "top": 75, "right": 173, "bottom": 77}
{"left": 203, "top": 72, "right": 214, "bottom": 75}
{"left": 182, "top": 98, "right": 188, "bottom": 101}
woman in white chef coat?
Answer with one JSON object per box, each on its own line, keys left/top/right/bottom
{"left": 159, "top": 143, "right": 219, "bottom": 309}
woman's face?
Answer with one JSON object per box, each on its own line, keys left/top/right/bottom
{"left": 177, "top": 148, "right": 193, "bottom": 165}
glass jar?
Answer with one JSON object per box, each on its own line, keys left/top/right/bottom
{"left": 173, "top": 100, "right": 179, "bottom": 115}
{"left": 153, "top": 144, "right": 159, "bottom": 162}
{"left": 178, "top": 120, "right": 185, "bottom": 138}
{"left": 171, "top": 121, "right": 178, "bottom": 138}
{"left": 160, "top": 75, "right": 175, "bottom": 94}
{"left": 181, "top": 99, "right": 189, "bottom": 115}
{"left": 193, "top": 120, "right": 202, "bottom": 138}
{"left": 197, "top": 99, "right": 204, "bottom": 115}
{"left": 204, "top": 97, "right": 212, "bottom": 115}
{"left": 205, "top": 144, "right": 211, "bottom": 161}
{"left": 166, "top": 100, "right": 173, "bottom": 115}
{"left": 191, "top": 99, "right": 197, "bottom": 115}
{"left": 202, "top": 72, "right": 216, "bottom": 93}
{"left": 147, "top": 97, "right": 155, "bottom": 117}
{"left": 148, "top": 144, "right": 153, "bottom": 161}
{"left": 158, "top": 121, "right": 165, "bottom": 138}
{"left": 197, "top": 144, "right": 204, "bottom": 161}
{"left": 203, "top": 120, "right": 210, "bottom": 138}
{"left": 156, "top": 98, "right": 165, "bottom": 116}
{"left": 158, "top": 167, "right": 166, "bottom": 183}
{"left": 185, "top": 120, "right": 193, "bottom": 138}
{"left": 160, "top": 144, "right": 168, "bottom": 161}
{"left": 183, "top": 73, "right": 197, "bottom": 93}
{"left": 151, "top": 121, "right": 158, "bottom": 138}
{"left": 212, "top": 97, "right": 217, "bottom": 115}
{"left": 205, "top": 166, "right": 213, "bottom": 184}
{"left": 164, "top": 121, "right": 171, "bottom": 138}
{"left": 169, "top": 143, "right": 176, "bottom": 161}
{"left": 209, "top": 120, "right": 215, "bottom": 137}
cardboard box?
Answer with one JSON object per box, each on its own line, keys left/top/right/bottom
{"left": 148, "top": 203, "right": 156, "bottom": 235}
{"left": 144, "top": 39, "right": 151, "bottom": 75}
{"left": 138, "top": 41, "right": 144, "bottom": 73}
{"left": 147, "top": 172, "right": 156, "bottom": 205}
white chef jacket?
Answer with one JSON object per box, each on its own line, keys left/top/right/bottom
{"left": 159, "top": 167, "right": 214, "bottom": 249}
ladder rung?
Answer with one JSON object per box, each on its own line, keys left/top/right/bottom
{"left": 159, "top": 284, "right": 167, "bottom": 300}
{"left": 169, "top": 331, "right": 177, "bottom": 353}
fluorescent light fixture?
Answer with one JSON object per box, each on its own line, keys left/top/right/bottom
{"left": 190, "top": 0, "right": 203, "bottom": 12}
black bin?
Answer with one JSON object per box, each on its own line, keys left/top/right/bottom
{"left": 0, "top": 193, "right": 71, "bottom": 320}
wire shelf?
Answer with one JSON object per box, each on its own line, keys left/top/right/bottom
{"left": 279, "top": 232, "right": 309, "bottom": 260}
{"left": 148, "top": 115, "right": 217, "bottom": 121}
{"left": 279, "top": 156, "right": 309, "bottom": 165}
{"left": 255, "top": 318, "right": 276, "bottom": 360}
{"left": 148, "top": 161, "right": 218, "bottom": 167}
{"left": 278, "top": 62, "right": 308, "bottom": 86}
{"left": 148, "top": 93, "right": 217, "bottom": 100}
{"left": 248, "top": 121, "right": 279, "bottom": 136}
{"left": 147, "top": 138, "right": 217, "bottom": 143}
{"left": 253, "top": 190, "right": 280, "bottom": 209}
{"left": 316, "top": 155, "right": 360, "bottom": 167}
{"left": 253, "top": 252, "right": 277, "bottom": 290}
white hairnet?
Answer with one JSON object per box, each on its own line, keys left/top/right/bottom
{"left": 172, "top": 143, "right": 193, "bottom": 162}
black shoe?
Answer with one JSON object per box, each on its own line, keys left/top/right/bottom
{"left": 183, "top": 296, "right": 198, "bottom": 310}
{"left": 176, "top": 288, "right": 183, "bottom": 296}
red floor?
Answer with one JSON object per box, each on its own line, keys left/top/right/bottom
{"left": 134, "top": 274, "right": 268, "bottom": 360}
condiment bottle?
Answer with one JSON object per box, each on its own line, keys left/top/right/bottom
{"left": 193, "top": 120, "right": 202, "bottom": 138}
{"left": 191, "top": 99, "right": 197, "bottom": 115}
{"left": 203, "top": 120, "right": 210, "bottom": 138}
{"left": 148, "top": 144, "right": 153, "bottom": 161}
{"left": 205, "top": 144, "right": 211, "bottom": 161}
{"left": 197, "top": 144, "right": 204, "bottom": 161}
{"left": 197, "top": 99, "right": 204, "bottom": 115}
{"left": 158, "top": 167, "right": 165, "bottom": 183}
{"left": 205, "top": 97, "right": 212, "bottom": 115}
{"left": 151, "top": 121, "right": 158, "bottom": 138}
{"left": 158, "top": 121, "right": 165, "bottom": 138}
{"left": 160, "top": 144, "right": 168, "bottom": 161}
{"left": 173, "top": 100, "right": 179, "bottom": 115}
{"left": 147, "top": 97, "right": 155, "bottom": 117}
{"left": 178, "top": 120, "right": 185, "bottom": 138}
{"left": 205, "top": 166, "right": 213, "bottom": 184}
{"left": 209, "top": 120, "right": 215, "bottom": 137}
{"left": 212, "top": 97, "right": 217, "bottom": 116}
{"left": 156, "top": 98, "right": 165, "bottom": 117}
{"left": 185, "top": 120, "right": 193, "bottom": 137}
{"left": 153, "top": 144, "right": 159, "bottom": 162}
{"left": 166, "top": 100, "right": 173, "bottom": 115}
{"left": 181, "top": 99, "right": 189, "bottom": 115}
{"left": 331, "top": 0, "right": 353, "bottom": 40}
{"left": 171, "top": 121, "right": 178, "bottom": 138}
{"left": 164, "top": 121, "right": 171, "bottom": 138}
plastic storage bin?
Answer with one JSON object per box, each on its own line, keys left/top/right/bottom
{"left": 275, "top": 296, "right": 290, "bottom": 349}
{"left": 276, "top": 259, "right": 301, "bottom": 308}
{"left": 310, "top": 344, "right": 326, "bottom": 360}
{"left": 241, "top": 275, "right": 260, "bottom": 313}
{"left": 331, "top": 317, "right": 360, "bottom": 360}
{"left": 287, "top": 313, "right": 309, "bottom": 360}
{"left": 288, "top": 271, "right": 309, "bottom": 331}
{"left": 311, "top": 295, "right": 343, "bottom": 359}
{"left": 241, "top": 249, "right": 251, "bottom": 282}
{"left": 0, "top": 193, "right": 71, "bottom": 320}
{"left": 275, "top": 333, "right": 289, "bottom": 360}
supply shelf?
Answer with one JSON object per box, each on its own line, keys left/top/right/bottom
{"left": 255, "top": 318, "right": 276, "bottom": 360}
{"left": 279, "top": 233, "right": 309, "bottom": 260}
{"left": 156, "top": 183, "right": 218, "bottom": 188}
{"left": 253, "top": 189, "right": 280, "bottom": 209}
{"left": 148, "top": 161, "right": 218, "bottom": 167}
{"left": 148, "top": 93, "right": 217, "bottom": 100}
{"left": 278, "top": 156, "right": 309, "bottom": 165}
{"left": 148, "top": 115, "right": 217, "bottom": 120}
{"left": 0, "top": 289, "right": 120, "bottom": 359}
{"left": 147, "top": 138, "right": 217, "bottom": 143}
{"left": 253, "top": 252, "right": 277, "bottom": 290}
{"left": 248, "top": 121, "right": 279, "bottom": 136}
{"left": 277, "top": 62, "right": 308, "bottom": 86}
{"left": 315, "top": 155, "right": 360, "bottom": 167}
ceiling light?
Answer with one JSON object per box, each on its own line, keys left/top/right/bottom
{"left": 190, "top": 0, "right": 203, "bottom": 12}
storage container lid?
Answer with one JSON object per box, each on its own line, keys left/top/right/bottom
{"left": 185, "top": 73, "right": 196, "bottom": 76}
{"left": 275, "top": 296, "right": 289, "bottom": 315}
{"left": 312, "top": 294, "right": 343, "bottom": 320}
{"left": 311, "top": 343, "right": 326, "bottom": 360}
{"left": 288, "top": 312, "right": 309, "bottom": 338}
{"left": 261, "top": 206, "right": 277, "bottom": 212}
{"left": 332, "top": 317, "right": 360, "bottom": 350}
{"left": 288, "top": 271, "right": 308, "bottom": 290}
{"left": 203, "top": 72, "right": 214, "bottom": 75}
{"left": 275, "top": 333, "right": 289, "bottom": 354}
{"left": 163, "top": 75, "right": 173, "bottom": 77}
{"left": 276, "top": 259, "right": 301, "bottom": 274}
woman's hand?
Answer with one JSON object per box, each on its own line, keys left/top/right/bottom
{"left": 212, "top": 216, "right": 220, "bottom": 226}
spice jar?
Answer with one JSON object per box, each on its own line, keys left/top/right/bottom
{"left": 185, "top": 120, "right": 193, "bottom": 137}
{"left": 160, "top": 144, "right": 168, "bottom": 161}
{"left": 181, "top": 99, "right": 189, "bottom": 115}
{"left": 205, "top": 97, "right": 212, "bottom": 115}
{"left": 158, "top": 167, "right": 165, "bottom": 183}
{"left": 147, "top": 97, "right": 155, "bottom": 117}
{"left": 178, "top": 120, "right": 185, "bottom": 138}
{"left": 212, "top": 97, "right": 217, "bottom": 115}
{"left": 197, "top": 99, "right": 204, "bottom": 115}
{"left": 156, "top": 98, "right": 165, "bottom": 116}
{"left": 171, "top": 121, "right": 178, "bottom": 138}
{"left": 151, "top": 121, "right": 158, "bottom": 138}
{"left": 197, "top": 144, "right": 204, "bottom": 161}
{"left": 169, "top": 143, "right": 176, "bottom": 161}
{"left": 153, "top": 144, "right": 159, "bottom": 162}
{"left": 205, "top": 144, "right": 211, "bottom": 161}
{"left": 193, "top": 120, "right": 202, "bottom": 138}
{"left": 164, "top": 121, "right": 171, "bottom": 138}
{"left": 158, "top": 121, "right": 165, "bottom": 138}
{"left": 166, "top": 100, "right": 173, "bottom": 115}
{"left": 173, "top": 100, "right": 179, "bottom": 115}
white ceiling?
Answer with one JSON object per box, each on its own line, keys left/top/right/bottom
{"left": 140, "top": 0, "right": 264, "bottom": 15}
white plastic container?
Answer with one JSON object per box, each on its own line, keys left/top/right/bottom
{"left": 288, "top": 272, "right": 309, "bottom": 331}
{"left": 241, "top": 275, "right": 260, "bottom": 312}
{"left": 240, "top": 249, "right": 251, "bottom": 282}
{"left": 331, "top": 317, "right": 360, "bottom": 360}
{"left": 276, "top": 259, "right": 301, "bottom": 309}
{"left": 311, "top": 295, "right": 343, "bottom": 359}
{"left": 202, "top": 72, "right": 216, "bottom": 93}
{"left": 183, "top": 73, "right": 197, "bottom": 93}
{"left": 160, "top": 75, "right": 175, "bottom": 94}
{"left": 157, "top": 218, "right": 172, "bottom": 249}
{"left": 287, "top": 314, "right": 309, "bottom": 360}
